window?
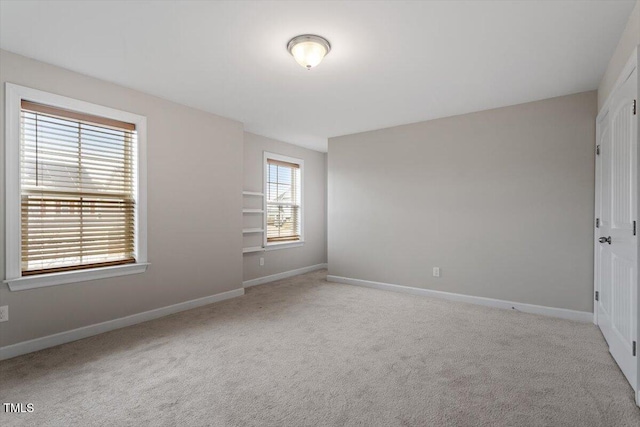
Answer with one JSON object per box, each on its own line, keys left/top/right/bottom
{"left": 264, "top": 152, "right": 303, "bottom": 247}
{"left": 5, "top": 84, "right": 147, "bottom": 290}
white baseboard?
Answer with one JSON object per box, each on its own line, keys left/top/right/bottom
{"left": 243, "top": 263, "right": 328, "bottom": 288}
{"left": 0, "top": 288, "right": 245, "bottom": 361}
{"left": 327, "top": 275, "right": 592, "bottom": 323}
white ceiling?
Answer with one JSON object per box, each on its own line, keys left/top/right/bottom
{"left": 0, "top": 1, "right": 635, "bottom": 152}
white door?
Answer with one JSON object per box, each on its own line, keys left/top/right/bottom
{"left": 595, "top": 65, "right": 638, "bottom": 393}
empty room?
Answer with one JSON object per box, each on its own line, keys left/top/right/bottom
{"left": 0, "top": 0, "right": 639, "bottom": 425}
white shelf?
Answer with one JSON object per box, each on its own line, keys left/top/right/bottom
{"left": 242, "top": 190, "right": 265, "bottom": 255}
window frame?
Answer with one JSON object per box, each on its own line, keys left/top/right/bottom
{"left": 4, "top": 83, "right": 148, "bottom": 291}
{"left": 263, "top": 151, "right": 304, "bottom": 250}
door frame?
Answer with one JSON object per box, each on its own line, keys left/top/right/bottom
{"left": 594, "top": 45, "right": 639, "bottom": 406}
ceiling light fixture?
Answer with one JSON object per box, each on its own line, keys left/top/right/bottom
{"left": 287, "top": 34, "right": 331, "bottom": 70}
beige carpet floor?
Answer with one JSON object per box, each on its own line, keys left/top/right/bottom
{"left": 1, "top": 270, "right": 639, "bottom": 426}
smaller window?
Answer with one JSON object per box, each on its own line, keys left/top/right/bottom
{"left": 264, "top": 152, "right": 304, "bottom": 246}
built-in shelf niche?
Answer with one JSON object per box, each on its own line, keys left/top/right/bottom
{"left": 242, "top": 191, "right": 264, "bottom": 254}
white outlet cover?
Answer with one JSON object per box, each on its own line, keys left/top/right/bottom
{"left": 0, "top": 305, "right": 8, "bottom": 322}
{"left": 433, "top": 267, "right": 440, "bottom": 277}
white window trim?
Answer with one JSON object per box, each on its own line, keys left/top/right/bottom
{"left": 263, "top": 151, "right": 304, "bottom": 249}
{"left": 4, "top": 83, "right": 149, "bottom": 291}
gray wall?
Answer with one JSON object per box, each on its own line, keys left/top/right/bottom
{"left": 599, "top": 0, "right": 639, "bottom": 109}
{"left": 0, "top": 50, "right": 244, "bottom": 347}
{"left": 328, "top": 91, "right": 597, "bottom": 313}
{"left": 243, "top": 132, "right": 327, "bottom": 281}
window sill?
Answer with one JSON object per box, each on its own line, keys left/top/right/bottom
{"left": 4, "top": 263, "right": 150, "bottom": 291}
{"left": 265, "top": 241, "right": 305, "bottom": 251}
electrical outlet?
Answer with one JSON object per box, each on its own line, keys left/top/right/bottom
{"left": 260, "top": 257, "right": 264, "bottom": 266}
{"left": 0, "top": 306, "right": 8, "bottom": 322}
{"left": 433, "top": 267, "right": 440, "bottom": 278}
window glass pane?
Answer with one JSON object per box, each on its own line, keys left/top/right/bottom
{"left": 277, "top": 184, "right": 291, "bottom": 203}
{"left": 266, "top": 158, "right": 301, "bottom": 243}
{"left": 20, "top": 105, "right": 136, "bottom": 275}
{"left": 278, "top": 166, "right": 291, "bottom": 185}
{"left": 267, "top": 183, "right": 277, "bottom": 202}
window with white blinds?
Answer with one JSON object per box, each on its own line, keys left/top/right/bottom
{"left": 20, "top": 101, "right": 136, "bottom": 275}
{"left": 265, "top": 155, "right": 303, "bottom": 244}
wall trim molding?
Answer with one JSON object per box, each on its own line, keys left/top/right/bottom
{"left": 0, "top": 287, "right": 245, "bottom": 361}
{"left": 327, "top": 275, "right": 592, "bottom": 323}
{"left": 243, "top": 263, "right": 327, "bottom": 288}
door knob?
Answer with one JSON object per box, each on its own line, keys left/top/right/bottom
{"left": 598, "top": 236, "right": 612, "bottom": 244}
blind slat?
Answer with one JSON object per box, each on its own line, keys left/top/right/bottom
{"left": 22, "top": 128, "right": 134, "bottom": 150}
{"left": 21, "top": 114, "right": 136, "bottom": 139}
{"left": 22, "top": 101, "right": 136, "bottom": 131}
{"left": 23, "top": 244, "right": 135, "bottom": 258}
{"left": 22, "top": 246, "right": 133, "bottom": 255}
{"left": 22, "top": 259, "right": 136, "bottom": 277}
{"left": 22, "top": 188, "right": 132, "bottom": 199}
{"left": 22, "top": 159, "right": 133, "bottom": 176}
{"left": 267, "top": 158, "right": 300, "bottom": 169}
{"left": 24, "top": 236, "right": 135, "bottom": 245}
{"left": 22, "top": 146, "right": 131, "bottom": 165}
{"left": 21, "top": 120, "right": 136, "bottom": 142}
{"left": 22, "top": 134, "right": 133, "bottom": 156}
{"left": 20, "top": 167, "right": 134, "bottom": 181}
{"left": 21, "top": 184, "right": 133, "bottom": 194}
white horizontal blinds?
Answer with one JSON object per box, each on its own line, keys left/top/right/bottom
{"left": 20, "top": 100, "right": 136, "bottom": 275}
{"left": 266, "top": 159, "right": 301, "bottom": 242}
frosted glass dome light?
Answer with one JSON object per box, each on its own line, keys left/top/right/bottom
{"left": 287, "top": 35, "right": 331, "bottom": 70}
